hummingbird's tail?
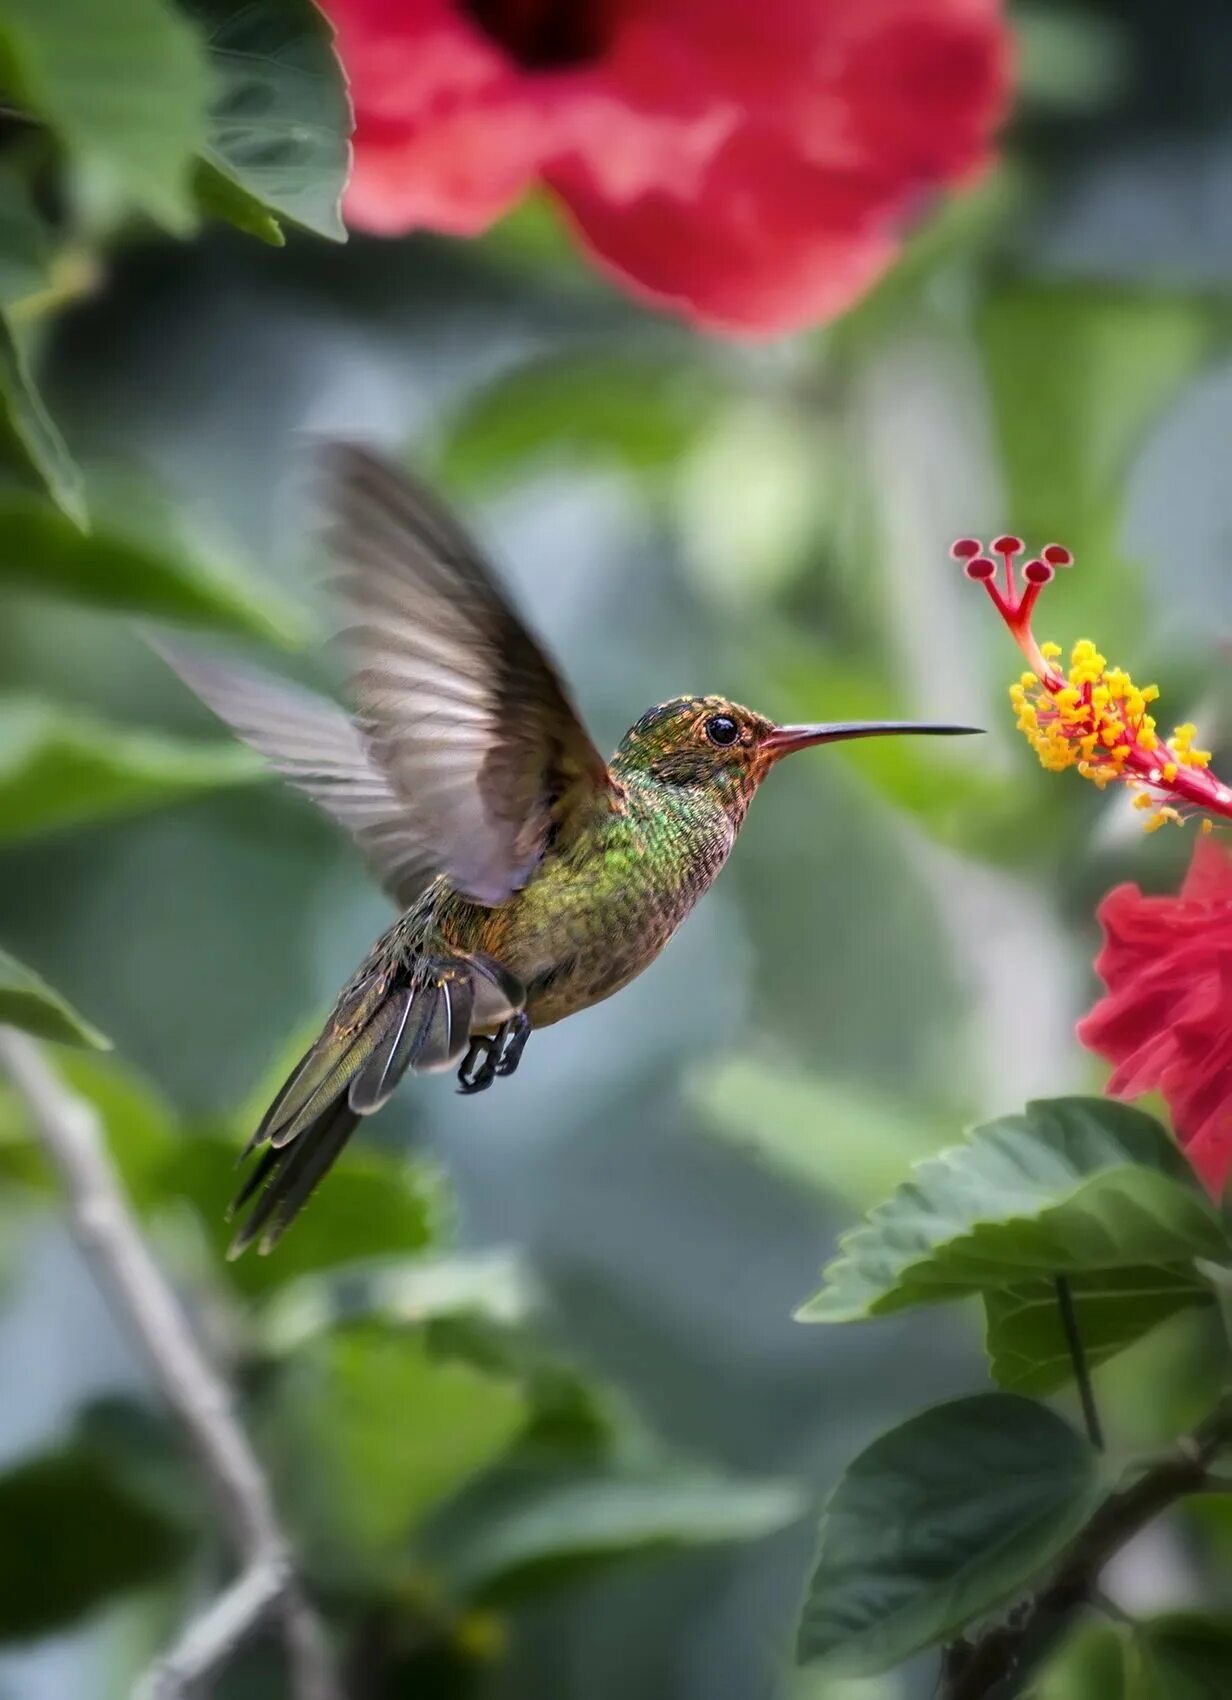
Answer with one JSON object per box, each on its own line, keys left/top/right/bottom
{"left": 226, "top": 946, "right": 523, "bottom": 1257}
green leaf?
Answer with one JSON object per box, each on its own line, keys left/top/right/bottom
{"left": 798, "top": 1098, "right": 1226, "bottom": 1344}
{"left": 0, "top": 946, "right": 109, "bottom": 1048}
{"left": 269, "top": 1329, "right": 527, "bottom": 1577}
{"left": 425, "top": 1458, "right": 803, "bottom": 1605}
{"left": 0, "top": 1443, "right": 186, "bottom": 1641}
{"left": 0, "top": 483, "right": 303, "bottom": 642}
{"left": 984, "top": 1266, "right": 1214, "bottom": 1395}
{"left": 0, "top": 314, "right": 84, "bottom": 524}
{"left": 0, "top": 162, "right": 53, "bottom": 308}
{"left": 0, "top": 696, "right": 260, "bottom": 843}
{"left": 796, "top": 1394, "right": 1107, "bottom": 1676}
{"left": 434, "top": 353, "right": 719, "bottom": 494}
{"left": 188, "top": 0, "right": 352, "bottom": 243}
{"left": 693, "top": 1059, "right": 952, "bottom": 1214}
{"left": 1133, "top": 1614, "right": 1232, "bottom": 1699}
{"left": 0, "top": 0, "right": 211, "bottom": 234}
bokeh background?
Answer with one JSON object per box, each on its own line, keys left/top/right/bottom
{"left": 1, "top": 1, "right": 1231, "bottom": 1696}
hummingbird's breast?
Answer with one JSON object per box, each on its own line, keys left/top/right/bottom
{"left": 451, "top": 778, "right": 737, "bottom": 1028}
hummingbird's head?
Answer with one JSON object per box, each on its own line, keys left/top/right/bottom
{"left": 614, "top": 695, "right": 982, "bottom": 822}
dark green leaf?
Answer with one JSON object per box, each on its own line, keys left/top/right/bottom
{"left": 426, "top": 1458, "right": 804, "bottom": 1605}
{"left": 0, "top": 484, "right": 304, "bottom": 641}
{"left": 798, "top": 1101, "right": 1226, "bottom": 1358}
{"left": 188, "top": 0, "right": 351, "bottom": 243}
{"left": 0, "top": 1443, "right": 187, "bottom": 1640}
{"left": 0, "top": 696, "right": 260, "bottom": 843}
{"left": 0, "top": 162, "right": 53, "bottom": 307}
{"left": 796, "top": 1394, "right": 1107, "bottom": 1675}
{"left": 1134, "top": 1614, "right": 1232, "bottom": 1699}
{"left": 0, "top": 0, "right": 211, "bottom": 234}
{"left": 0, "top": 946, "right": 109, "bottom": 1048}
{"left": 0, "top": 315, "right": 84, "bottom": 524}
{"left": 985, "top": 1266, "right": 1213, "bottom": 1395}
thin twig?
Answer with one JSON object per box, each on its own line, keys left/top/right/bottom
{"left": 0, "top": 1030, "right": 342, "bottom": 1700}
{"left": 940, "top": 1394, "right": 1232, "bottom": 1700}
{"left": 1054, "top": 1275, "right": 1104, "bottom": 1452}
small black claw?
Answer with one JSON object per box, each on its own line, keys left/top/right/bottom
{"left": 457, "top": 1036, "right": 498, "bottom": 1095}
{"left": 494, "top": 1012, "right": 531, "bottom": 1077}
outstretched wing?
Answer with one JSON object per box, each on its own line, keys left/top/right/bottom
{"left": 323, "top": 443, "right": 616, "bottom": 906}
{"left": 152, "top": 641, "right": 439, "bottom": 907}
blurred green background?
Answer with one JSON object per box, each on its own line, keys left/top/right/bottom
{"left": 1, "top": 1, "right": 1231, "bottom": 1696}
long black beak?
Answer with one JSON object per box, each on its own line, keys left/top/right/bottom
{"left": 763, "top": 720, "right": 983, "bottom": 758}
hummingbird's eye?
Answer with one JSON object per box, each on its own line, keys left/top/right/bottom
{"left": 704, "top": 713, "right": 740, "bottom": 747}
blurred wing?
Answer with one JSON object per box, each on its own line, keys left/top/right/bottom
{"left": 153, "top": 640, "right": 438, "bottom": 907}
{"left": 323, "top": 443, "right": 614, "bottom": 906}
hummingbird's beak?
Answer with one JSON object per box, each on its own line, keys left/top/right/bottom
{"left": 763, "top": 720, "right": 984, "bottom": 758}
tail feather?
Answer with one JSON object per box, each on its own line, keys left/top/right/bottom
{"left": 227, "top": 1098, "right": 360, "bottom": 1258}
{"left": 227, "top": 946, "right": 526, "bottom": 1254}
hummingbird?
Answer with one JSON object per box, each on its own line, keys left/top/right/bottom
{"left": 160, "top": 446, "right": 979, "bottom": 1256}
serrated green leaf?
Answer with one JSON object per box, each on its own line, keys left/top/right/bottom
{"left": 693, "top": 1059, "right": 952, "bottom": 1214}
{"left": 0, "top": 0, "right": 210, "bottom": 234}
{"left": 425, "top": 1458, "right": 804, "bottom": 1604}
{"left": 0, "top": 696, "right": 260, "bottom": 843}
{"left": 0, "top": 314, "right": 84, "bottom": 523}
{"left": 0, "top": 483, "right": 303, "bottom": 641}
{"left": 188, "top": 0, "right": 351, "bottom": 243}
{"left": 0, "top": 1442, "right": 187, "bottom": 1641}
{"left": 984, "top": 1266, "right": 1213, "bottom": 1395}
{"left": 798, "top": 1099, "right": 1226, "bottom": 1336}
{"left": 796, "top": 1394, "right": 1107, "bottom": 1676}
{"left": 0, "top": 946, "right": 109, "bottom": 1048}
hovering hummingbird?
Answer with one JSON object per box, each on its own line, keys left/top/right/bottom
{"left": 161, "top": 446, "right": 979, "bottom": 1255}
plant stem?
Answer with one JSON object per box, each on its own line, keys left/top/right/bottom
{"left": 0, "top": 1031, "right": 342, "bottom": 1700}
{"left": 940, "top": 1392, "right": 1232, "bottom": 1700}
{"left": 1054, "top": 1275, "right": 1104, "bottom": 1452}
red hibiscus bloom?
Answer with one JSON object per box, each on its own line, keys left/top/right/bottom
{"left": 324, "top": 0, "right": 1011, "bottom": 336}
{"left": 1078, "top": 836, "right": 1232, "bottom": 1198}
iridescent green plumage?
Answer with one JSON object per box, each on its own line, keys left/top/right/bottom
{"left": 159, "top": 447, "right": 979, "bottom": 1254}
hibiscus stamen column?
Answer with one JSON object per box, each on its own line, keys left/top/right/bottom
{"left": 953, "top": 535, "right": 1232, "bottom": 830}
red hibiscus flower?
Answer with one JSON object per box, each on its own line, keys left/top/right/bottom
{"left": 1078, "top": 836, "right": 1232, "bottom": 1198}
{"left": 324, "top": 0, "right": 1011, "bottom": 336}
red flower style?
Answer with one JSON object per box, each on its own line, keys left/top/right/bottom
{"left": 324, "top": 0, "right": 1011, "bottom": 336}
{"left": 1078, "top": 835, "right": 1232, "bottom": 1199}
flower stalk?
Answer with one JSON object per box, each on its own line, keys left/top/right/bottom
{"left": 954, "top": 535, "right": 1232, "bottom": 830}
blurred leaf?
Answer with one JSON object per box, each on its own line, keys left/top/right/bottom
{"left": 1015, "top": 5, "right": 1131, "bottom": 113}
{"left": 169, "top": 1131, "right": 445, "bottom": 1299}
{"left": 0, "top": 315, "right": 84, "bottom": 524}
{"left": 1134, "top": 1614, "right": 1232, "bottom": 1699}
{"left": 693, "top": 1059, "right": 951, "bottom": 1214}
{"left": 188, "top": 0, "right": 352, "bottom": 244}
{"left": 0, "top": 945, "right": 109, "bottom": 1048}
{"left": 0, "top": 1442, "right": 186, "bottom": 1641}
{"left": 0, "top": 163, "right": 52, "bottom": 307}
{"left": 796, "top": 1394, "right": 1107, "bottom": 1675}
{"left": 0, "top": 483, "right": 303, "bottom": 641}
{"left": 0, "top": 696, "right": 259, "bottom": 843}
{"left": 425, "top": 1457, "right": 804, "bottom": 1605}
{"left": 0, "top": 0, "right": 210, "bottom": 234}
{"left": 271, "top": 1329, "right": 527, "bottom": 1577}
{"left": 1030, "top": 1620, "right": 1133, "bottom": 1699}
{"left": 978, "top": 286, "right": 1213, "bottom": 659}
{"left": 1196, "top": 1258, "right": 1232, "bottom": 1353}
{"left": 434, "top": 353, "right": 719, "bottom": 494}
{"left": 798, "top": 1100, "right": 1226, "bottom": 1352}
{"left": 260, "top": 1248, "right": 538, "bottom": 1356}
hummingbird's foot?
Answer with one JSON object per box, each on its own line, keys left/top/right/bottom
{"left": 494, "top": 1011, "right": 531, "bottom": 1077}
{"left": 456, "top": 1015, "right": 531, "bottom": 1094}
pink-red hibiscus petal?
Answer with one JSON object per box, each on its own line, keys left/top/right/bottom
{"left": 1078, "top": 836, "right": 1232, "bottom": 1199}
{"left": 324, "top": 0, "right": 1011, "bottom": 336}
